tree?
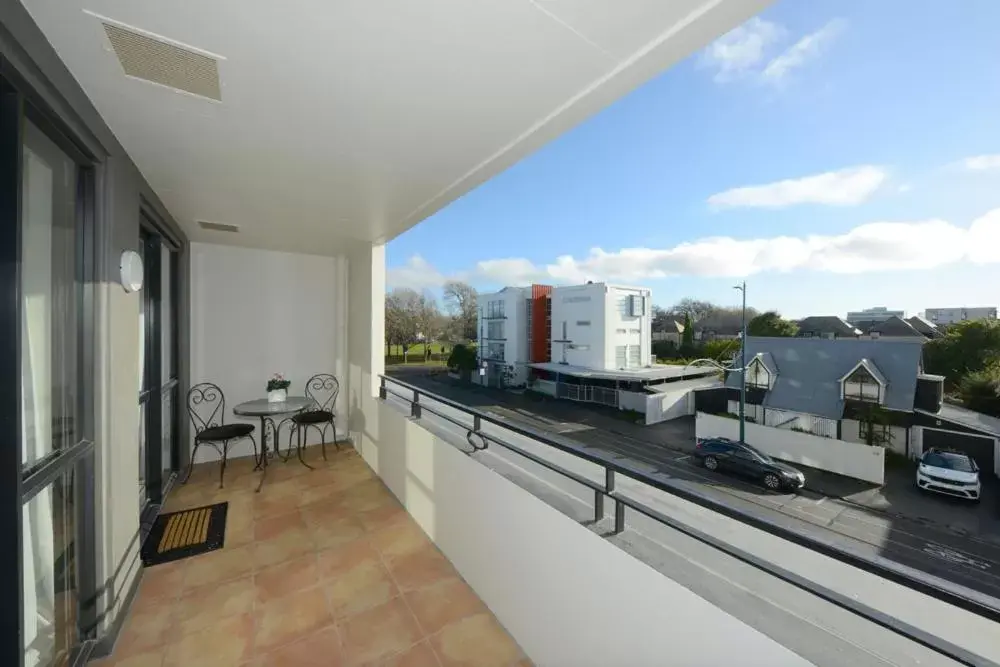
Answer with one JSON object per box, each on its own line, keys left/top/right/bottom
{"left": 702, "top": 339, "right": 739, "bottom": 362}
{"left": 385, "top": 288, "right": 441, "bottom": 362}
{"left": 652, "top": 305, "right": 674, "bottom": 332}
{"left": 959, "top": 361, "right": 1000, "bottom": 418}
{"left": 924, "top": 320, "right": 1000, "bottom": 390}
{"left": 447, "top": 344, "right": 479, "bottom": 381}
{"left": 681, "top": 312, "right": 694, "bottom": 351}
{"left": 443, "top": 280, "right": 478, "bottom": 342}
{"left": 747, "top": 311, "right": 798, "bottom": 337}
{"left": 670, "top": 298, "right": 716, "bottom": 322}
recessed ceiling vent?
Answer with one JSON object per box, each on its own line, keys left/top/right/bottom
{"left": 102, "top": 22, "right": 222, "bottom": 101}
{"left": 197, "top": 220, "right": 239, "bottom": 233}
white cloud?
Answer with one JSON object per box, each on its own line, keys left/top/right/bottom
{"left": 700, "top": 18, "right": 784, "bottom": 82}
{"left": 385, "top": 254, "right": 447, "bottom": 291}
{"left": 761, "top": 19, "right": 846, "bottom": 83}
{"left": 708, "top": 166, "right": 887, "bottom": 209}
{"left": 387, "top": 208, "right": 1000, "bottom": 289}
{"left": 701, "top": 18, "right": 845, "bottom": 86}
{"left": 962, "top": 154, "right": 1000, "bottom": 171}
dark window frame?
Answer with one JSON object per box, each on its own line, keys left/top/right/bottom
{"left": 1, "top": 72, "right": 99, "bottom": 667}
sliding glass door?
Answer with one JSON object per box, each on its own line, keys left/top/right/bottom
{"left": 139, "top": 222, "right": 180, "bottom": 509}
{"left": 1, "top": 77, "right": 96, "bottom": 667}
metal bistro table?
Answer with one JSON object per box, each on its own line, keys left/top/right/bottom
{"left": 233, "top": 396, "right": 314, "bottom": 491}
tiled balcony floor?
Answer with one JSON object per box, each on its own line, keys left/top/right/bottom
{"left": 95, "top": 446, "right": 529, "bottom": 667}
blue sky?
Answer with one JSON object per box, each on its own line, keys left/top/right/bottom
{"left": 387, "top": 0, "right": 1000, "bottom": 319}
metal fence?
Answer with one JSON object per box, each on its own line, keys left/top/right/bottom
{"left": 557, "top": 382, "right": 619, "bottom": 408}
{"left": 379, "top": 374, "right": 1000, "bottom": 667}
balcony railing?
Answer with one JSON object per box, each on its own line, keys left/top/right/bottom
{"left": 379, "top": 374, "right": 1000, "bottom": 665}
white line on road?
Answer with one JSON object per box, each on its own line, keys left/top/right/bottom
{"left": 815, "top": 497, "right": 827, "bottom": 506}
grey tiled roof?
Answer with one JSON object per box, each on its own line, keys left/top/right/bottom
{"left": 796, "top": 316, "right": 860, "bottom": 337}
{"left": 906, "top": 316, "right": 942, "bottom": 338}
{"left": 854, "top": 316, "right": 924, "bottom": 338}
{"left": 725, "top": 337, "right": 924, "bottom": 419}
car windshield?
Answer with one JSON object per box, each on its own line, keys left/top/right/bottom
{"left": 741, "top": 445, "right": 772, "bottom": 463}
{"left": 922, "top": 452, "right": 976, "bottom": 472}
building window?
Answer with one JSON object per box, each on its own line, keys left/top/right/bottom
{"left": 486, "top": 300, "right": 505, "bottom": 319}
{"left": 628, "top": 294, "right": 646, "bottom": 317}
{"left": 576, "top": 320, "right": 591, "bottom": 327}
{"left": 486, "top": 321, "right": 504, "bottom": 340}
{"left": 615, "top": 328, "right": 627, "bottom": 334}
{"left": 486, "top": 342, "right": 505, "bottom": 361}
{"left": 843, "top": 365, "right": 881, "bottom": 402}
{"left": 630, "top": 328, "right": 640, "bottom": 334}
{"left": 746, "top": 359, "right": 770, "bottom": 389}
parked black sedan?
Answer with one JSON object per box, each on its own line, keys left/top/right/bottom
{"left": 694, "top": 437, "right": 806, "bottom": 491}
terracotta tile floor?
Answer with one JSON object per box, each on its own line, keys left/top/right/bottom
{"left": 95, "top": 446, "right": 530, "bottom": 667}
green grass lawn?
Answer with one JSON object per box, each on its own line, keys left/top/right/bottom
{"left": 385, "top": 342, "right": 449, "bottom": 356}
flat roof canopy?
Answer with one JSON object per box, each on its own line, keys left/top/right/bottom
{"left": 21, "top": 0, "right": 771, "bottom": 254}
{"left": 530, "top": 362, "right": 718, "bottom": 383}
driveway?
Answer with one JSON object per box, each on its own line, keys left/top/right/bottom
{"left": 387, "top": 370, "right": 1000, "bottom": 599}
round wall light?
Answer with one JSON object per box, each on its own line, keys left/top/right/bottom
{"left": 120, "top": 249, "right": 144, "bottom": 293}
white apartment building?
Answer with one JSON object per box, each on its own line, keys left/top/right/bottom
{"left": 924, "top": 306, "right": 998, "bottom": 325}
{"left": 550, "top": 282, "right": 652, "bottom": 370}
{"left": 845, "top": 306, "right": 905, "bottom": 326}
{"left": 475, "top": 282, "right": 653, "bottom": 388}
{"left": 477, "top": 286, "right": 532, "bottom": 387}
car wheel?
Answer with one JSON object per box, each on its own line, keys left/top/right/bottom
{"left": 703, "top": 456, "right": 719, "bottom": 471}
{"left": 763, "top": 473, "right": 781, "bottom": 490}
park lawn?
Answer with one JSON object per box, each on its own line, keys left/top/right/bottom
{"left": 385, "top": 342, "right": 449, "bottom": 356}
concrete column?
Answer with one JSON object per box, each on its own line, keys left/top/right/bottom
{"left": 346, "top": 243, "right": 385, "bottom": 468}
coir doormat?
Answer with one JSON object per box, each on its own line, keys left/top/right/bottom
{"left": 141, "top": 502, "right": 228, "bottom": 567}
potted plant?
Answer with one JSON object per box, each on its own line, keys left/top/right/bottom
{"left": 267, "top": 373, "right": 290, "bottom": 403}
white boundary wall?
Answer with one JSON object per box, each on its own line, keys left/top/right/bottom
{"left": 696, "top": 412, "right": 885, "bottom": 485}
{"left": 361, "top": 400, "right": 812, "bottom": 666}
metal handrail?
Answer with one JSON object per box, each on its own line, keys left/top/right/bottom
{"left": 378, "top": 374, "right": 1000, "bottom": 666}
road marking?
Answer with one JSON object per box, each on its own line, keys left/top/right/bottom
{"left": 675, "top": 455, "right": 690, "bottom": 462}
{"left": 922, "top": 543, "right": 993, "bottom": 571}
{"left": 815, "top": 497, "right": 827, "bottom": 506}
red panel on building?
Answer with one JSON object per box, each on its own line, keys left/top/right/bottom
{"left": 530, "top": 284, "right": 552, "bottom": 363}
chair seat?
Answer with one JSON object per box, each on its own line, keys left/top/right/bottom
{"left": 292, "top": 410, "right": 334, "bottom": 425}
{"left": 197, "top": 423, "right": 254, "bottom": 441}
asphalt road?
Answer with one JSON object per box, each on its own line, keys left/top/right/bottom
{"left": 390, "top": 371, "right": 1000, "bottom": 602}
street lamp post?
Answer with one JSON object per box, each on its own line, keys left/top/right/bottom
{"left": 734, "top": 281, "right": 747, "bottom": 446}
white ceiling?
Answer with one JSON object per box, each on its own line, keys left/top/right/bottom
{"left": 22, "top": 0, "right": 769, "bottom": 255}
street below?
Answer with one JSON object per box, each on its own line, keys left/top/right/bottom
{"left": 388, "top": 369, "right": 1000, "bottom": 602}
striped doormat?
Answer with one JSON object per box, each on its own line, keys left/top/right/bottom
{"left": 141, "top": 502, "right": 228, "bottom": 567}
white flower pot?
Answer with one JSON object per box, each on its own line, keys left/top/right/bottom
{"left": 267, "top": 388, "right": 287, "bottom": 403}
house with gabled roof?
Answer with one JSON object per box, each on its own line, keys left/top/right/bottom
{"left": 720, "top": 336, "right": 1000, "bottom": 477}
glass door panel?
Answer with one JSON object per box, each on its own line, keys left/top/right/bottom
{"left": 20, "top": 120, "right": 77, "bottom": 472}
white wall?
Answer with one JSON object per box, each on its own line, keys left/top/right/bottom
{"left": 477, "top": 287, "right": 530, "bottom": 386}
{"left": 697, "top": 412, "right": 885, "bottom": 485}
{"left": 189, "top": 242, "right": 348, "bottom": 461}
{"left": 550, "top": 282, "right": 651, "bottom": 370}
{"left": 360, "top": 400, "right": 810, "bottom": 667}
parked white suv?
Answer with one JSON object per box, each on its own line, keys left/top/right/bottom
{"left": 916, "top": 449, "right": 981, "bottom": 502}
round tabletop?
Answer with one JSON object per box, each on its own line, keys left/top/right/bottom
{"left": 233, "top": 396, "right": 315, "bottom": 416}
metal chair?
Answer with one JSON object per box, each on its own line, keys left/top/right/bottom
{"left": 278, "top": 374, "right": 340, "bottom": 464}
{"left": 184, "top": 382, "right": 256, "bottom": 488}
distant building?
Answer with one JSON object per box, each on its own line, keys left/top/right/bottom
{"left": 845, "top": 306, "right": 905, "bottom": 326}
{"left": 924, "top": 307, "right": 998, "bottom": 326}
{"left": 475, "top": 281, "right": 653, "bottom": 387}
{"left": 905, "top": 315, "right": 943, "bottom": 339}
{"left": 651, "top": 319, "right": 684, "bottom": 346}
{"left": 796, "top": 316, "right": 860, "bottom": 339}
{"left": 853, "top": 316, "right": 926, "bottom": 341}
{"left": 549, "top": 282, "right": 652, "bottom": 370}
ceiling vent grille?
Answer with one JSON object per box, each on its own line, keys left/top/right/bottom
{"left": 197, "top": 220, "right": 239, "bottom": 233}
{"left": 102, "top": 22, "right": 222, "bottom": 101}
